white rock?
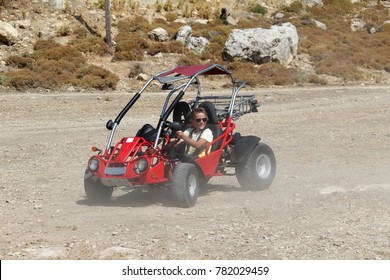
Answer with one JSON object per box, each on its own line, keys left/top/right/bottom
{"left": 176, "top": 25, "right": 192, "bottom": 45}
{"left": 222, "top": 23, "right": 299, "bottom": 65}
{"left": 0, "top": 20, "right": 19, "bottom": 45}
{"left": 136, "top": 73, "right": 149, "bottom": 81}
{"left": 148, "top": 27, "right": 169, "bottom": 42}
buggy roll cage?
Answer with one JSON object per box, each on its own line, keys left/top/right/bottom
{"left": 104, "top": 64, "right": 246, "bottom": 152}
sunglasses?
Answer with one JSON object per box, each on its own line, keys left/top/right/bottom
{"left": 195, "top": 118, "right": 208, "bottom": 123}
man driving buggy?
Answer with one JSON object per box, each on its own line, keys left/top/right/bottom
{"left": 174, "top": 107, "right": 213, "bottom": 158}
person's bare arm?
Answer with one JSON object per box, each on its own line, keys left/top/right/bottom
{"left": 176, "top": 130, "right": 209, "bottom": 150}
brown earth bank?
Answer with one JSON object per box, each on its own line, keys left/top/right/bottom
{"left": 0, "top": 85, "right": 390, "bottom": 259}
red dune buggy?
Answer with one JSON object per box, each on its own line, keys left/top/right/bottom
{"left": 85, "top": 64, "right": 276, "bottom": 207}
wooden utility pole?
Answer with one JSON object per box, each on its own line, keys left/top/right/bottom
{"left": 104, "top": 0, "right": 112, "bottom": 45}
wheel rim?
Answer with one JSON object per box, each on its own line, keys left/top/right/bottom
{"left": 188, "top": 174, "right": 197, "bottom": 197}
{"left": 256, "top": 154, "right": 272, "bottom": 179}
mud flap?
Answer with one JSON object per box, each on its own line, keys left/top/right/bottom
{"left": 230, "top": 136, "right": 261, "bottom": 164}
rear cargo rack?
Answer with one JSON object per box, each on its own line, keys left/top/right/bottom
{"left": 191, "top": 95, "right": 260, "bottom": 121}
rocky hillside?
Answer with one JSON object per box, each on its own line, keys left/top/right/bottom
{"left": 0, "top": 0, "right": 389, "bottom": 92}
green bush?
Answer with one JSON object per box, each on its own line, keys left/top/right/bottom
{"left": 251, "top": 4, "right": 267, "bottom": 15}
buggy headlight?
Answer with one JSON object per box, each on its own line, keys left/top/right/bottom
{"left": 134, "top": 158, "right": 148, "bottom": 174}
{"left": 89, "top": 158, "right": 99, "bottom": 171}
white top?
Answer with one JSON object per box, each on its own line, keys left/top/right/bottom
{"left": 183, "top": 128, "right": 213, "bottom": 157}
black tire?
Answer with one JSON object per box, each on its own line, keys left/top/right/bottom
{"left": 235, "top": 142, "right": 276, "bottom": 191}
{"left": 84, "top": 170, "right": 113, "bottom": 203}
{"left": 172, "top": 163, "right": 199, "bottom": 207}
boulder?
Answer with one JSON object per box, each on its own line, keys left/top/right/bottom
{"left": 148, "top": 27, "right": 169, "bottom": 42}
{"left": 187, "top": 36, "right": 210, "bottom": 53}
{"left": 313, "top": 20, "right": 327, "bottom": 30}
{"left": 175, "top": 25, "right": 192, "bottom": 45}
{"left": 0, "top": 21, "right": 19, "bottom": 45}
{"left": 222, "top": 23, "right": 299, "bottom": 65}
{"left": 174, "top": 25, "right": 209, "bottom": 53}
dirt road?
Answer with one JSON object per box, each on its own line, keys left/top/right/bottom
{"left": 1, "top": 86, "right": 390, "bottom": 259}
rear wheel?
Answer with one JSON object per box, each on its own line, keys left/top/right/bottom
{"left": 84, "top": 170, "right": 113, "bottom": 203}
{"left": 236, "top": 143, "right": 276, "bottom": 191}
{"left": 172, "top": 163, "right": 199, "bottom": 207}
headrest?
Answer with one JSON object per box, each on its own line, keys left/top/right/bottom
{"left": 198, "top": 101, "right": 218, "bottom": 124}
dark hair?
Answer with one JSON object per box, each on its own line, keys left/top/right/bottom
{"left": 191, "top": 107, "right": 208, "bottom": 121}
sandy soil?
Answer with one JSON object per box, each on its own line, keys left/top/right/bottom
{"left": 1, "top": 85, "right": 390, "bottom": 260}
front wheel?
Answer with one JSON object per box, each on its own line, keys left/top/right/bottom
{"left": 236, "top": 143, "right": 276, "bottom": 191}
{"left": 84, "top": 170, "right": 113, "bottom": 203}
{"left": 172, "top": 163, "right": 199, "bottom": 207}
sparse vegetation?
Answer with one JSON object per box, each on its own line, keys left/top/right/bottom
{"left": 128, "top": 63, "right": 144, "bottom": 78}
{"left": 1, "top": 0, "right": 390, "bottom": 90}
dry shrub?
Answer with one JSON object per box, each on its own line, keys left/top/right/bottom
{"left": 201, "top": 24, "right": 233, "bottom": 46}
{"left": 33, "top": 39, "right": 60, "bottom": 51}
{"left": 4, "top": 38, "right": 119, "bottom": 90}
{"left": 177, "top": 54, "right": 202, "bottom": 66}
{"left": 72, "top": 36, "right": 111, "bottom": 56}
{"left": 200, "top": 42, "right": 222, "bottom": 61}
{"left": 229, "top": 62, "right": 263, "bottom": 87}
{"left": 4, "top": 69, "right": 45, "bottom": 89}
{"left": 32, "top": 59, "right": 77, "bottom": 75}
{"left": 237, "top": 17, "right": 270, "bottom": 29}
{"left": 283, "top": 1, "right": 303, "bottom": 14}
{"left": 5, "top": 56, "right": 34, "bottom": 69}
{"left": 128, "top": 63, "right": 144, "bottom": 78}
{"left": 117, "top": 16, "right": 151, "bottom": 36}
{"left": 308, "top": 74, "right": 328, "bottom": 85}
{"left": 322, "top": 0, "right": 354, "bottom": 15}
{"left": 228, "top": 61, "right": 297, "bottom": 87}
{"left": 32, "top": 45, "right": 86, "bottom": 67}
{"left": 113, "top": 35, "right": 148, "bottom": 61}
{"left": 257, "top": 63, "right": 297, "bottom": 86}
{"left": 165, "top": 12, "right": 178, "bottom": 22}
{"left": 315, "top": 60, "right": 363, "bottom": 81}
{"left": 147, "top": 42, "right": 170, "bottom": 56}
{"left": 194, "top": 0, "right": 212, "bottom": 19}
{"left": 76, "top": 65, "right": 119, "bottom": 90}
{"left": 56, "top": 24, "right": 71, "bottom": 36}
{"left": 74, "top": 27, "right": 88, "bottom": 39}
{"left": 113, "top": 48, "right": 144, "bottom": 61}
{"left": 166, "top": 40, "right": 187, "bottom": 54}
{"left": 153, "top": 17, "right": 168, "bottom": 25}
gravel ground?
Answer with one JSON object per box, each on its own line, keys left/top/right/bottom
{"left": 1, "top": 86, "right": 390, "bottom": 260}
